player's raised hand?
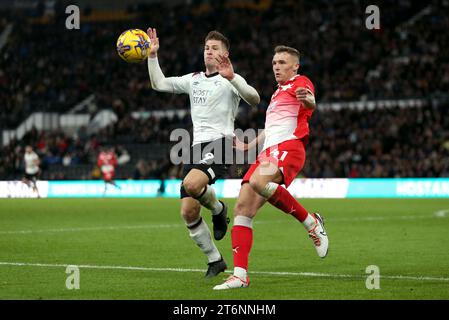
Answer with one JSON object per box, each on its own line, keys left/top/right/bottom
{"left": 295, "top": 87, "right": 316, "bottom": 109}
{"left": 215, "top": 54, "right": 235, "bottom": 81}
{"left": 233, "top": 137, "right": 248, "bottom": 151}
{"left": 146, "top": 27, "right": 159, "bottom": 58}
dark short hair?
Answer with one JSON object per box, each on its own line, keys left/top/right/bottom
{"left": 274, "top": 45, "right": 300, "bottom": 62}
{"left": 205, "top": 30, "right": 230, "bottom": 51}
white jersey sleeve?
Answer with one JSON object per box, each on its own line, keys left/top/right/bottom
{"left": 148, "top": 57, "right": 191, "bottom": 94}
{"left": 170, "top": 73, "right": 192, "bottom": 94}
{"left": 229, "top": 73, "right": 260, "bottom": 107}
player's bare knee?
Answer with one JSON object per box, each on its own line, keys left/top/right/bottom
{"left": 181, "top": 204, "right": 201, "bottom": 224}
{"left": 182, "top": 178, "right": 204, "bottom": 198}
{"left": 248, "top": 176, "right": 264, "bottom": 195}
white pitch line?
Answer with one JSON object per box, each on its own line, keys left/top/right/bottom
{"left": 0, "top": 220, "right": 283, "bottom": 235}
{"left": 330, "top": 215, "right": 432, "bottom": 222}
{"left": 0, "top": 224, "right": 182, "bottom": 235}
{"left": 0, "top": 221, "right": 279, "bottom": 235}
{"left": 0, "top": 212, "right": 447, "bottom": 235}
{"left": 0, "top": 210, "right": 442, "bottom": 235}
{"left": 0, "top": 261, "right": 448, "bottom": 283}
{"left": 434, "top": 210, "right": 449, "bottom": 218}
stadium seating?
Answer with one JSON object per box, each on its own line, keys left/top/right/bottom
{"left": 1, "top": 0, "right": 448, "bottom": 179}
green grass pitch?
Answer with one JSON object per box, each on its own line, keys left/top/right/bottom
{"left": 0, "top": 198, "right": 448, "bottom": 299}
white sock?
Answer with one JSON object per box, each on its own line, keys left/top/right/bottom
{"left": 259, "top": 182, "right": 278, "bottom": 199}
{"left": 234, "top": 215, "right": 253, "bottom": 228}
{"left": 188, "top": 218, "right": 221, "bottom": 263}
{"left": 302, "top": 213, "right": 316, "bottom": 231}
{"left": 197, "top": 185, "right": 223, "bottom": 215}
{"left": 234, "top": 267, "right": 247, "bottom": 281}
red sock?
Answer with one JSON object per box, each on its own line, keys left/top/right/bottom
{"left": 231, "top": 225, "right": 253, "bottom": 270}
{"left": 268, "top": 185, "right": 309, "bottom": 222}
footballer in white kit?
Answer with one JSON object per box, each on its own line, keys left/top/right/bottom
{"left": 23, "top": 145, "right": 41, "bottom": 197}
{"left": 146, "top": 28, "right": 260, "bottom": 278}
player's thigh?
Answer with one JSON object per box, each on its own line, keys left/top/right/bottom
{"left": 248, "top": 161, "right": 283, "bottom": 194}
{"left": 182, "top": 169, "right": 209, "bottom": 195}
{"left": 180, "top": 197, "right": 201, "bottom": 223}
{"left": 234, "top": 183, "right": 266, "bottom": 218}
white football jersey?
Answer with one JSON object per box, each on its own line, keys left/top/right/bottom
{"left": 24, "top": 151, "right": 39, "bottom": 175}
{"left": 169, "top": 72, "right": 241, "bottom": 145}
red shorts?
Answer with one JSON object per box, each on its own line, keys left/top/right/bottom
{"left": 242, "top": 139, "right": 306, "bottom": 188}
{"left": 103, "top": 172, "right": 115, "bottom": 181}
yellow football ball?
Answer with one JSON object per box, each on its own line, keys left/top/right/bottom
{"left": 116, "top": 29, "right": 151, "bottom": 63}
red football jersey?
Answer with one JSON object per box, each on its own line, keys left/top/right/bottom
{"left": 97, "top": 151, "right": 117, "bottom": 174}
{"left": 263, "top": 74, "right": 315, "bottom": 150}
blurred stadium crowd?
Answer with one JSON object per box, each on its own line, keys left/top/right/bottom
{"left": 1, "top": 0, "right": 448, "bottom": 180}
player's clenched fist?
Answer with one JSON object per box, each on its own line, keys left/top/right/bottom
{"left": 146, "top": 27, "right": 160, "bottom": 58}
{"left": 295, "top": 87, "right": 316, "bottom": 109}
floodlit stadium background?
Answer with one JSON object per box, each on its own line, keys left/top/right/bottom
{"left": 1, "top": 0, "right": 449, "bottom": 301}
{"left": 1, "top": 0, "right": 448, "bottom": 192}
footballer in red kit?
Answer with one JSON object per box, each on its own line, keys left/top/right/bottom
{"left": 97, "top": 148, "right": 121, "bottom": 194}
{"left": 242, "top": 74, "right": 315, "bottom": 188}
{"left": 214, "top": 46, "right": 329, "bottom": 290}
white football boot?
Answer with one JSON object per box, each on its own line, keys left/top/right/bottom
{"left": 308, "top": 213, "right": 329, "bottom": 258}
{"left": 213, "top": 275, "right": 250, "bottom": 290}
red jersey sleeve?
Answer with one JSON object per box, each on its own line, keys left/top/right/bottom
{"left": 295, "top": 76, "right": 315, "bottom": 96}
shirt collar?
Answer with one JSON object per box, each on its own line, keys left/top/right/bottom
{"left": 204, "top": 72, "right": 219, "bottom": 78}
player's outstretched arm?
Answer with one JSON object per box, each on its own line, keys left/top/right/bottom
{"left": 146, "top": 27, "right": 174, "bottom": 93}
{"left": 296, "top": 87, "right": 316, "bottom": 110}
{"left": 216, "top": 54, "right": 260, "bottom": 107}
{"left": 234, "top": 130, "right": 265, "bottom": 151}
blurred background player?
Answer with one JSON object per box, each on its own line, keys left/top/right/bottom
{"left": 214, "top": 46, "right": 328, "bottom": 290}
{"left": 146, "top": 27, "right": 260, "bottom": 277}
{"left": 97, "top": 147, "right": 121, "bottom": 195}
{"left": 22, "top": 145, "right": 41, "bottom": 198}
